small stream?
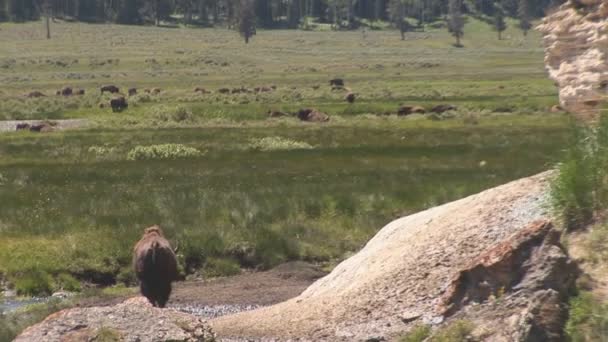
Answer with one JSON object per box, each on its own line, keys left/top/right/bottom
{"left": 0, "top": 297, "right": 50, "bottom": 313}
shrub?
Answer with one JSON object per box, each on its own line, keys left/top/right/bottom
{"left": 566, "top": 291, "right": 608, "bottom": 341}
{"left": 203, "top": 257, "right": 241, "bottom": 278}
{"left": 250, "top": 137, "right": 313, "bottom": 151}
{"left": 127, "top": 144, "right": 202, "bottom": 161}
{"left": 55, "top": 273, "right": 81, "bottom": 292}
{"left": 551, "top": 114, "right": 608, "bottom": 230}
{"left": 432, "top": 320, "right": 474, "bottom": 342}
{"left": 399, "top": 324, "right": 432, "bottom": 342}
{"left": 13, "top": 270, "right": 53, "bottom": 296}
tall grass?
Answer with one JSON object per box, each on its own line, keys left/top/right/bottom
{"left": 551, "top": 113, "right": 608, "bottom": 230}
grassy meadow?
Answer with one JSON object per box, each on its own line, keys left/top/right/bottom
{"left": 0, "top": 18, "right": 571, "bottom": 296}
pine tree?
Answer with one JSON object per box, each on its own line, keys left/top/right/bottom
{"left": 493, "top": 4, "right": 506, "bottom": 40}
{"left": 518, "top": 0, "right": 531, "bottom": 36}
{"left": 448, "top": 0, "right": 464, "bottom": 47}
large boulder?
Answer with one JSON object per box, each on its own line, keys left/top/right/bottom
{"left": 538, "top": 0, "right": 608, "bottom": 120}
{"left": 15, "top": 297, "right": 216, "bottom": 342}
{"left": 211, "top": 172, "right": 577, "bottom": 341}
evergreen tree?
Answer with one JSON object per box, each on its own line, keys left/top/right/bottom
{"left": 493, "top": 3, "right": 506, "bottom": 40}
{"left": 518, "top": 0, "right": 531, "bottom": 36}
{"left": 448, "top": 0, "right": 464, "bottom": 46}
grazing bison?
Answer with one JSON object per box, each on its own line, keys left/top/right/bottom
{"left": 329, "top": 78, "right": 344, "bottom": 87}
{"left": 133, "top": 225, "right": 178, "bottom": 308}
{"left": 29, "top": 123, "right": 53, "bottom": 132}
{"left": 218, "top": 88, "right": 230, "bottom": 94}
{"left": 151, "top": 88, "right": 162, "bottom": 95}
{"left": 397, "top": 105, "right": 426, "bottom": 116}
{"left": 345, "top": 92, "right": 356, "bottom": 104}
{"left": 430, "top": 104, "right": 456, "bottom": 114}
{"left": 60, "top": 87, "right": 73, "bottom": 96}
{"left": 194, "top": 87, "right": 210, "bottom": 94}
{"left": 110, "top": 96, "right": 128, "bottom": 112}
{"left": 101, "top": 85, "right": 120, "bottom": 94}
{"left": 128, "top": 88, "right": 138, "bottom": 96}
{"left": 16, "top": 123, "right": 31, "bottom": 131}
{"left": 297, "top": 108, "right": 329, "bottom": 122}
{"left": 268, "top": 110, "right": 288, "bottom": 118}
{"left": 26, "top": 91, "right": 46, "bottom": 98}
{"left": 75, "top": 89, "right": 85, "bottom": 95}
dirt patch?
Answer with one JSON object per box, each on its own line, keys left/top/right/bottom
{"left": 171, "top": 262, "right": 326, "bottom": 308}
{"left": 74, "top": 261, "right": 325, "bottom": 313}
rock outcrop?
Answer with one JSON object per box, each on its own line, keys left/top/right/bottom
{"left": 212, "top": 172, "right": 577, "bottom": 341}
{"left": 15, "top": 297, "right": 216, "bottom": 342}
{"left": 538, "top": 0, "right": 608, "bottom": 120}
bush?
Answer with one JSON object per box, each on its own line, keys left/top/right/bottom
{"left": 203, "top": 257, "right": 241, "bottom": 278}
{"left": 566, "top": 291, "right": 608, "bottom": 341}
{"left": 127, "top": 144, "right": 202, "bottom": 161}
{"left": 432, "top": 320, "right": 474, "bottom": 342}
{"left": 551, "top": 114, "right": 608, "bottom": 230}
{"left": 399, "top": 324, "right": 431, "bottom": 342}
{"left": 12, "top": 270, "right": 53, "bottom": 296}
{"left": 55, "top": 273, "right": 81, "bottom": 292}
{"left": 250, "top": 137, "right": 314, "bottom": 151}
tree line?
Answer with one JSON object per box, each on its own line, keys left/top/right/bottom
{"left": 0, "top": 0, "right": 563, "bottom": 29}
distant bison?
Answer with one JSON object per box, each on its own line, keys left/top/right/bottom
{"left": 430, "top": 104, "right": 456, "bottom": 114}
{"left": 297, "top": 108, "right": 330, "bottom": 122}
{"left": 128, "top": 88, "right": 138, "bottom": 96}
{"left": 60, "top": 87, "right": 73, "bottom": 96}
{"left": 101, "top": 85, "right": 120, "bottom": 94}
{"left": 26, "top": 91, "right": 46, "bottom": 98}
{"left": 110, "top": 96, "right": 128, "bottom": 112}
{"left": 345, "top": 92, "right": 356, "bottom": 104}
{"left": 151, "top": 88, "right": 162, "bottom": 95}
{"left": 16, "top": 123, "right": 30, "bottom": 131}
{"left": 218, "top": 88, "right": 230, "bottom": 94}
{"left": 75, "top": 89, "right": 85, "bottom": 95}
{"left": 194, "top": 87, "right": 211, "bottom": 94}
{"left": 29, "top": 123, "right": 53, "bottom": 132}
{"left": 329, "top": 78, "right": 344, "bottom": 87}
{"left": 397, "top": 105, "right": 426, "bottom": 116}
{"left": 133, "top": 225, "right": 179, "bottom": 308}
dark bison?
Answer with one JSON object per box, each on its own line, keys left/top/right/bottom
{"left": 194, "top": 87, "right": 211, "bottom": 94}
{"left": 329, "top": 78, "right": 344, "bottom": 87}
{"left": 29, "top": 123, "right": 53, "bottom": 132}
{"left": 128, "top": 88, "right": 138, "bottom": 96}
{"left": 110, "top": 96, "right": 128, "bottom": 112}
{"left": 75, "top": 89, "right": 85, "bottom": 95}
{"left": 133, "top": 225, "right": 178, "bottom": 308}
{"left": 26, "top": 91, "right": 46, "bottom": 98}
{"left": 345, "top": 92, "right": 356, "bottom": 104}
{"left": 430, "top": 104, "right": 456, "bottom": 114}
{"left": 101, "top": 85, "right": 120, "bottom": 94}
{"left": 297, "top": 108, "right": 330, "bottom": 122}
{"left": 218, "top": 88, "right": 230, "bottom": 94}
{"left": 16, "top": 123, "right": 30, "bottom": 131}
{"left": 60, "top": 87, "right": 73, "bottom": 96}
{"left": 397, "top": 105, "right": 426, "bottom": 116}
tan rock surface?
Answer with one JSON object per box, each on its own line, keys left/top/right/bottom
{"left": 212, "top": 172, "right": 565, "bottom": 341}
{"left": 15, "top": 297, "right": 215, "bottom": 342}
{"left": 538, "top": 0, "right": 608, "bottom": 120}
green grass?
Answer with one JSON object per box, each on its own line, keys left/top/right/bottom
{"left": 0, "top": 17, "right": 554, "bottom": 124}
{"left": 566, "top": 291, "right": 608, "bottom": 342}
{"left": 0, "top": 115, "right": 569, "bottom": 292}
{"left": 551, "top": 112, "right": 608, "bottom": 230}
{"left": 0, "top": 17, "right": 569, "bottom": 294}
